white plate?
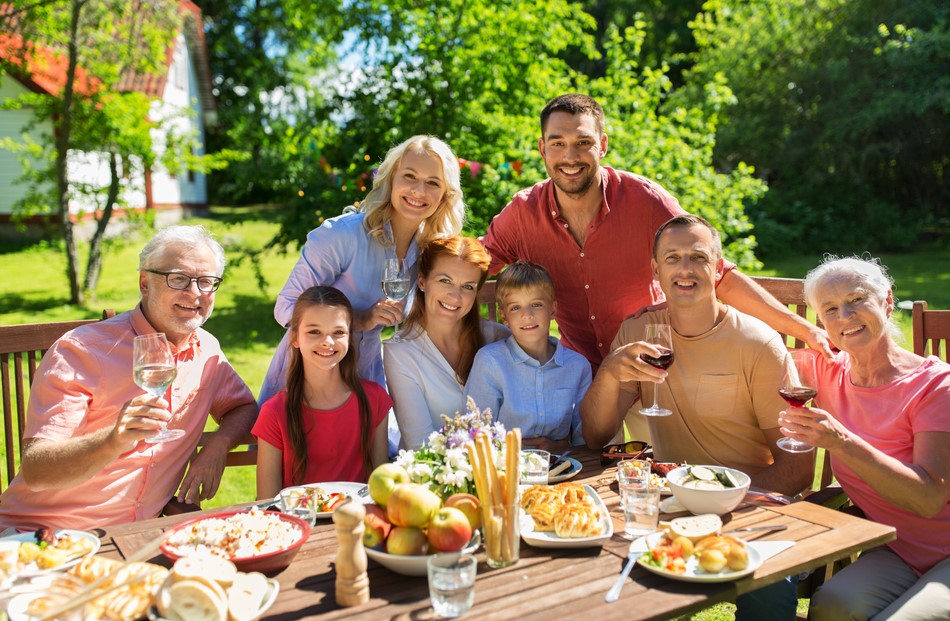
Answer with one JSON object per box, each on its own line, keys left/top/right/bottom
{"left": 635, "top": 532, "right": 763, "bottom": 582}
{"left": 274, "top": 482, "right": 371, "bottom": 518}
{"left": 1, "top": 530, "right": 100, "bottom": 579}
{"left": 519, "top": 484, "right": 613, "bottom": 548}
{"left": 365, "top": 531, "right": 481, "bottom": 577}
{"left": 548, "top": 457, "right": 583, "bottom": 483}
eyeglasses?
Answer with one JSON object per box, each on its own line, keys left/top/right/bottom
{"left": 145, "top": 269, "right": 222, "bottom": 292}
{"left": 600, "top": 440, "right": 651, "bottom": 466}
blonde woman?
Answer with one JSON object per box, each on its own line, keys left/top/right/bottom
{"left": 260, "top": 136, "right": 465, "bottom": 425}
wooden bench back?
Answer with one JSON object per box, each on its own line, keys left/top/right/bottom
{"left": 0, "top": 311, "right": 115, "bottom": 491}
{"left": 912, "top": 300, "right": 950, "bottom": 361}
{"left": 0, "top": 311, "right": 256, "bottom": 493}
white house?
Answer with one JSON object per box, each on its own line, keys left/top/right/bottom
{"left": 0, "top": 1, "right": 216, "bottom": 236}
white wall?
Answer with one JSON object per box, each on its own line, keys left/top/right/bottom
{"left": 0, "top": 75, "right": 53, "bottom": 216}
{"left": 149, "top": 34, "right": 207, "bottom": 207}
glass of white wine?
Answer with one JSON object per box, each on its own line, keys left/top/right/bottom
{"left": 381, "top": 257, "right": 411, "bottom": 343}
{"left": 132, "top": 333, "right": 184, "bottom": 443}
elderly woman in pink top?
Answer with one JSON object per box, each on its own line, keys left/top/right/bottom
{"left": 779, "top": 256, "right": 950, "bottom": 620}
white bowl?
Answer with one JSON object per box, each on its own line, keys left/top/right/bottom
{"left": 666, "top": 465, "right": 751, "bottom": 516}
{"left": 365, "top": 531, "right": 480, "bottom": 577}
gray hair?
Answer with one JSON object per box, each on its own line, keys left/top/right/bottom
{"left": 804, "top": 254, "right": 901, "bottom": 340}
{"left": 138, "top": 225, "right": 226, "bottom": 277}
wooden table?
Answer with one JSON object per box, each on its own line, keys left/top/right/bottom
{"left": 97, "top": 450, "right": 894, "bottom": 621}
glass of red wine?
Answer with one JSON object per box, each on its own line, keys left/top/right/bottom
{"left": 777, "top": 349, "right": 817, "bottom": 453}
{"left": 638, "top": 323, "right": 674, "bottom": 417}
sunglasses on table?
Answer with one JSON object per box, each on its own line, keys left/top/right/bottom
{"left": 600, "top": 440, "right": 651, "bottom": 466}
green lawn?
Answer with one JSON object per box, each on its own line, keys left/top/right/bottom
{"left": 1, "top": 208, "right": 946, "bottom": 621}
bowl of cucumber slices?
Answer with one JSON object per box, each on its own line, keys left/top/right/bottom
{"left": 666, "top": 465, "right": 750, "bottom": 516}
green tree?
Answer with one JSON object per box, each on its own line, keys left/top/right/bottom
{"left": 682, "top": 0, "right": 950, "bottom": 255}
{"left": 1, "top": 0, "right": 234, "bottom": 303}
{"left": 193, "top": 0, "right": 346, "bottom": 204}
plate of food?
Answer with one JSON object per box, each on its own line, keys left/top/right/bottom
{"left": 648, "top": 462, "right": 683, "bottom": 495}
{"left": 0, "top": 528, "right": 100, "bottom": 580}
{"left": 519, "top": 483, "right": 612, "bottom": 548}
{"left": 161, "top": 508, "right": 310, "bottom": 574}
{"left": 547, "top": 455, "right": 582, "bottom": 484}
{"left": 274, "top": 482, "right": 370, "bottom": 519}
{"left": 635, "top": 530, "right": 762, "bottom": 583}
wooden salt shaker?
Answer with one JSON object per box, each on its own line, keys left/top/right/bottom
{"left": 333, "top": 500, "right": 370, "bottom": 606}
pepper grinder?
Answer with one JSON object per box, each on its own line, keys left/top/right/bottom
{"left": 333, "top": 500, "right": 370, "bottom": 607}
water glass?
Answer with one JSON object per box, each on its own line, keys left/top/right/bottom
{"left": 616, "top": 459, "right": 651, "bottom": 487}
{"left": 428, "top": 553, "right": 476, "bottom": 618}
{"left": 279, "top": 486, "right": 317, "bottom": 525}
{"left": 620, "top": 485, "right": 661, "bottom": 539}
{"left": 482, "top": 503, "right": 519, "bottom": 568}
{"left": 520, "top": 449, "right": 550, "bottom": 485}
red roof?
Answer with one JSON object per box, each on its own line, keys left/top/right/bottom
{"left": 0, "top": 1, "right": 214, "bottom": 112}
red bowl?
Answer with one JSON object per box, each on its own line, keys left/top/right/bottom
{"left": 161, "top": 510, "right": 310, "bottom": 575}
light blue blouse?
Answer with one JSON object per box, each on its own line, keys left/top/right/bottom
{"left": 464, "top": 336, "right": 592, "bottom": 445}
{"left": 259, "top": 211, "right": 418, "bottom": 404}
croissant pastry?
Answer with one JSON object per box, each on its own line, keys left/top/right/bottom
{"left": 554, "top": 482, "right": 590, "bottom": 505}
{"left": 553, "top": 502, "right": 604, "bottom": 538}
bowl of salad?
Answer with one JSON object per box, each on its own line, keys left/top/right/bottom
{"left": 666, "top": 465, "right": 750, "bottom": 515}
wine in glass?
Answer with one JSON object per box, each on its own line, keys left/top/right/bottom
{"left": 777, "top": 349, "right": 817, "bottom": 453}
{"left": 638, "top": 323, "right": 674, "bottom": 417}
{"left": 381, "top": 257, "right": 411, "bottom": 343}
{"left": 133, "top": 333, "right": 184, "bottom": 443}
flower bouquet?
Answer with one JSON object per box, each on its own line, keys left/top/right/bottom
{"left": 394, "top": 397, "right": 506, "bottom": 499}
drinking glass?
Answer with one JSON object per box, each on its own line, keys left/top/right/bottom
{"left": 519, "top": 449, "right": 550, "bottom": 485}
{"left": 619, "top": 485, "right": 661, "bottom": 539}
{"left": 616, "top": 459, "right": 651, "bottom": 488}
{"left": 381, "top": 257, "right": 411, "bottom": 343}
{"left": 132, "top": 333, "right": 184, "bottom": 443}
{"left": 427, "top": 553, "right": 477, "bottom": 618}
{"left": 279, "top": 486, "right": 317, "bottom": 525}
{"left": 482, "top": 503, "right": 519, "bottom": 568}
{"left": 777, "top": 349, "right": 818, "bottom": 453}
{"left": 638, "top": 323, "right": 674, "bottom": 417}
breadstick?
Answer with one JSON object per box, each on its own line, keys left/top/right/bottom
{"left": 505, "top": 429, "right": 521, "bottom": 507}
{"left": 465, "top": 442, "right": 491, "bottom": 509}
{"left": 476, "top": 433, "right": 502, "bottom": 507}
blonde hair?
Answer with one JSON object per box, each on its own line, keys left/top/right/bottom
{"left": 358, "top": 135, "right": 464, "bottom": 247}
{"left": 496, "top": 261, "right": 555, "bottom": 305}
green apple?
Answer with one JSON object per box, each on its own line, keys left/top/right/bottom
{"left": 367, "top": 463, "right": 410, "bottom": 507}
{"left": 386, "top": 483, "right": 441, "bottom": 528}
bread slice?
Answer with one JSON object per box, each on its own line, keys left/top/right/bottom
{"left": 172, "top": 555, "right": 238, "bottom": 588}
{"left": 228, "top": 571, "right": 270, "bottom": 621}
{"left": 667, "top": 514, "right": 722, "bottom": 543}
{"left": 166, "top": 579, "right": 227, "bottom": 621}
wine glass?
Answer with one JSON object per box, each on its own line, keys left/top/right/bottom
{"left": 777, "top": 349, "right": 817, "bottom": 453}
{"left": 381, "top": 257, "right": 411, "bottom": 343}
{"left": 638, "top": 323, "right": 674, "bottom": 417}
{"left": 132, "top": 333, "right": 184, "bottom": 443}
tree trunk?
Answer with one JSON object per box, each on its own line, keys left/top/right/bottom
{"left": 57, "top": 0, "right": 88, "bottom": 305}
{"left": 83, "top": 151, "right": 120, "bottom": 296}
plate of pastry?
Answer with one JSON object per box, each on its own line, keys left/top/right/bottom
{"left": 519, "top": 483, "right": 612, "bottom": 548}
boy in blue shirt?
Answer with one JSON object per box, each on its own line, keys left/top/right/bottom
{"left": 465, "top": 261, "right": 591, "bottom": 451}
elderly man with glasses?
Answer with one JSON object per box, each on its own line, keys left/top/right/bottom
{"left": 0, "top": 226, "right": 258, "bottom": 531}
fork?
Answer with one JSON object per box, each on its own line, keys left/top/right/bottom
{"left": 605, "top": 541, "right": 638, "bottom": 603}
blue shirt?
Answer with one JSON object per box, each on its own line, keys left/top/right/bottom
{"left": 464, "top": 336, "right": 592, "bottom": 445}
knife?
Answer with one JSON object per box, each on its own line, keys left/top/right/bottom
{"left": 722, "top": 525, "right": 788, "bottom": 535}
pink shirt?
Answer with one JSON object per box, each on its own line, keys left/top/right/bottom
{"left": 252, "top": 382, "right": 392, "bottom": 485}
{"left": 814, "top": 352, "right": 950, "bottom": 575}
{"left": 482, "top": 167, "right": 735, "bottom": 369}
{"left": 0, "top": 306, "right": 256, "bottom": 531}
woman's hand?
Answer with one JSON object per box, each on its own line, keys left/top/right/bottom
{"left": 355, "top": 297, "right": 405, "bottom": 331}
{"left": 778, "top": 405, "right": 852, "bottom": 451}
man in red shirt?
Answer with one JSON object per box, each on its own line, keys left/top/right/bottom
{"left": 482, "top": 94, "right": 831, "bottom": 371}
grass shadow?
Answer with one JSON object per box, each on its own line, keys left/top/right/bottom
{"left": 203, "top": 293, "right": 285, "bottom": 350}
{"left": 0, "top": 293, "right": 75, "bottom": 315}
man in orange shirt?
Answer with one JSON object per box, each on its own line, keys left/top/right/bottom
{"left": 0, "top": 226, "right": 257, "bottom": 530}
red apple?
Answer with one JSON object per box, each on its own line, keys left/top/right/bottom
{"left": 367, "top": 463, "right": 410, "bottom": 507}
{"left": 363, "top": 504, "right": 392, "bottom": 549}
{"left": 386, "top": 483, "right": 441, "bottom": 528}
{"left": 444, "top": 493, "right": 481, "bottom": 530}
{"left": 386, "top": 526, "right": 429, "bottom": 555}
{"left": 426, "top": 507, "right": 474, "bottom": 552}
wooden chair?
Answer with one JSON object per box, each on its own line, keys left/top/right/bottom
{"left": 912, "top": 300, "right": 950, "bottom": 361}
{"left": 477, "top": 279, "right": 500, "bottom": 322}
{"left": 0, "top": 311, "right": 256, "bottom": 497}
{"left": 750, "top": 276, "right": 811, "bottom": 349}
{"left": 0, "top": 310, "right": 116, "bottom": 492}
